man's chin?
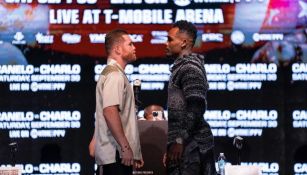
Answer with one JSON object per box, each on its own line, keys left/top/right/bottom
{"left": 125, "top": 54, "right": 137, "bottom": 62}
{"left": 129, "top": 56, "right": 137, "bottom": 62}
{"left": 165, "top": 53, "right": 175, "bottom": 59}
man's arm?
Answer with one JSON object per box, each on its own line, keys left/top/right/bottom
{"left": 103, "top": 105, "right": 134, "bottom": 166}
{"left": 100, "top": 71, "right": 134, "bottom": 166}
{"left": 180, "top": 61, "right": 208, "bottom": 138}
{"left": 168, "top": 61, "right": 208, "bottom": 161}
{"left": 88, "top": 131, "right": 96, "bottom": 158}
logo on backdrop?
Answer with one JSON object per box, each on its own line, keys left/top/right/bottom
{"left": 36, "top": 33, "right": 54, "bottom": 44}
{"left": 12, "top": 32, "right": 26, "bottom": 45}
{"left": 89, "top": 33, "right": 106, "bottom": 43}
{"left": 62, "top": 33, "right": 81, "bottom": 44}
{"left": 173, "top": 0, "right": 191, "bottom": 6}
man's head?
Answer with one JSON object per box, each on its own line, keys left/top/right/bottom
{"left": 144, "top": 105, "right": 165, "bottom": 121}
{"left": 105, "top": 29, "right": 136, "bottom": 63}
{"left": 165, "top": 20, "right": 197, "bottom": 57}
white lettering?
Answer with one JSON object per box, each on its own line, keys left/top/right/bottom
{"left": 49, "top": 9, "right": 79, "bottom": 24}
{"left": 175, "top": 9, "right": 224, "bottom": 24}
{"left": 82, "top": 9, "right": 101, "bottom": 24}
{"left": 118, "top": 9, "right": 172, "bottom": 24}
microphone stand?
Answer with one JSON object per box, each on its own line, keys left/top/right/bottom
{"left": 233, "top": 136, "right": 243, "bottom": 165}
{"left": 9, "top": 142, "right": 18, "bottom": 166}
{"left": 133, "top": 79, "right": 142, "bottom": 115}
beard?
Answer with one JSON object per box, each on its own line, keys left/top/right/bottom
{"left": 123, "top": 52, "right": 136, "bottom": 63}
{"left": 166, "top": 54, "right": 176, "bottom": 60}
{"left": 165, "top": 49, "right": 178, "bottom": 60}
{"left": 165, "top": 46, "right": 182, "bottom": 60}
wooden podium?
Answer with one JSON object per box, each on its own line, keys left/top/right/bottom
{"left": 135, "top": 120, "right": 168, "bottom": 175}
{"left": 225, "top": 165, "right": 262, "bottom": 175}
{"left": 0, "top": 167, "right": 22, "bottom": 175}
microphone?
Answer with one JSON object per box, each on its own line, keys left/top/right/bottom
{"left": 233, "top": 136, "right": 243, "bottom": 165}
{"left": 233, "top": 136, "right": 243, "bottom": 150}
{"left": 133, "top": 79, "right": 141, "bottom": 95}
{"left": 133, "top": 79, "right": 142, "bottom": 113}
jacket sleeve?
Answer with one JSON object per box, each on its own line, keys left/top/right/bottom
{"left": 176, "top": 62, "right": 208, "bottom": 142}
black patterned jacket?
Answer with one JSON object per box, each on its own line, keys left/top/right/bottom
{"left": 167, "top": 53, "right": 214, "bottom": 153}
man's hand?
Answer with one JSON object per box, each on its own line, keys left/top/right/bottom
{"left": 134, "top": 158, "right": 144, "bottom": 169}
{"left": 88, "top": 138, "right": 95, "bottom": 158}
{"left": 163, "top": 153, "right": 167, "bottom": 167}
{"left": 103, "top": 106, "right": 134, "bottom": 166}
{"left": 121, "top": 146, "right": 134, "bottom": 166}
{"left": 167, "top": 143, "right": 184, "bottom": 163}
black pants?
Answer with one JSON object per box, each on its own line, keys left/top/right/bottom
{"left": 99, "top": 151, "right": 133, "bottom": 175}
{"left": 167, "top": 140, "right": 217, "bottom": 175}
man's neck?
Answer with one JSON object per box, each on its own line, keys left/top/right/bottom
{"left": 178, "top": 49, "right": 192, "bottom": 58}
{"left": 108, "top": 55, "right": 127, "bottom": 70}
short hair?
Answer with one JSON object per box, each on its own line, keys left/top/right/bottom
{"left": 173, "top": 20, "right": 197, "bottom": 46}
{"left": 105, "top": 29, "right": 128, "bottom": 55}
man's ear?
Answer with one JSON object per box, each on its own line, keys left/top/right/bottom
{"left": 181, "top": 39, "right": 187, "bottom": 49}
{"left": 114, "top": 44, "right": 121, "bottom": 55}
